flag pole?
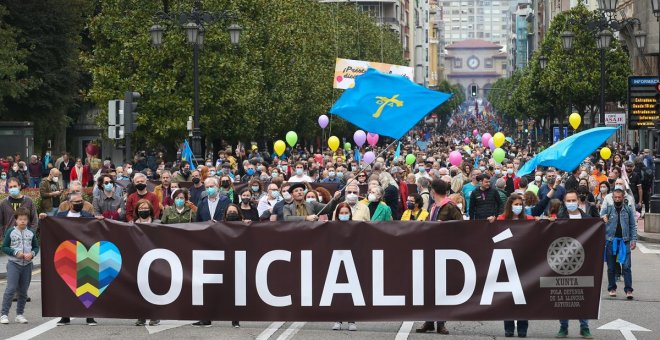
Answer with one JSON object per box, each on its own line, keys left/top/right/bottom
{"left": 316, "top": 136, "right": 403, "bottom": 217}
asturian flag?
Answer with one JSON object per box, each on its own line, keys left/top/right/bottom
{"left": 330, "top": 68, "right": 452, "bottom": 139}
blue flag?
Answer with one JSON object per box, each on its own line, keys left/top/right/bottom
{"left": 354, "top": 148, "right": 361, "bottom": 162}
{"left": 516, "top": 127, "right": 618, "bottom": 177}
{"left": 330, "top": 68, "right": 452, "bottom": 139}
{"left": 394, "top": 142, "right": 402, "bottom": 159}
{"left": 416, "top": 141, "right": 429, "bottom": 151}
{"left": 181, "top": 140, "right": 197, "bottom": 170}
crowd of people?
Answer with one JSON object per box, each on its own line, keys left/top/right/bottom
{"left": 0, "top": 117, "right": 655, "bottom": 338}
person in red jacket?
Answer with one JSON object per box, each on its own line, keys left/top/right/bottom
{"left": 125, "top": 173, "right": 160, "bottom": 222}
{"left": 69, "top": 158, "right": 90, "bottom": 187}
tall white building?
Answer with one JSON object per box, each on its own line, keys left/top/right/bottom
{"left": 438, "top": 0, "right": 514, "bottom": 51}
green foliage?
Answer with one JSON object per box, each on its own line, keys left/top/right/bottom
{"left": 84, "top": 0, "right": 404, "bottom": 151}
{"left": 435, "top": 80, "right": 464, "bottom": 125}
{"left": 488, "top": 3, "right": 631, "bottom": 127}
{"left": 0, "top": 0, "right": 93, "bottom": 150}
{"left": 0, "top": 4, "right": 32, "bottom": 114}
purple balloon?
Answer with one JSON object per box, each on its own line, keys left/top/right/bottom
{"left": 318, "top": 115, "right": 329, "bottom": 129}
{"left": 488, "top": 138, "right": 496, "bottom": 151}
{"left": 464, "top": 137, "right": 470, "bottom": 144}
{"left": 354, "top": 130, "right": 367, "bottom": 147}
{"left": 363, "top": 151, "right": 376, "bottom": 164}
{"left": 482, "top": 133, "right": 492, "bottom": 148}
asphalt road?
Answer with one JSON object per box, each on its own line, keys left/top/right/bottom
{"left": 1, "top": 243, "right": 659, "bottom": 340}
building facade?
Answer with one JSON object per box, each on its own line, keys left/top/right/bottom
{"left": 438, "top": 0, "right": 513, "bottom": 50}
{"left": 444, "top": 39, "right": 507, "bottom": 98}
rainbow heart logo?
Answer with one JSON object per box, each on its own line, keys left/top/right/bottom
{"left": 54, "top": 240, "right": 122, "bottom": 308}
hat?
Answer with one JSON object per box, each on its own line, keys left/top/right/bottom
{"left": 288, "top": 182, "right": 307, "bottom": 193}
{"left": 251, "top": 145, "right": 258, "bottom": 151}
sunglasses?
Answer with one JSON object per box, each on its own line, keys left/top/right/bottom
{"left": 345, "top": 191, "right": 359, "bottom": 194}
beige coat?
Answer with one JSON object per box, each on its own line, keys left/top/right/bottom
{"left": 332, "top": 201, "right": 370, "bottom": 221}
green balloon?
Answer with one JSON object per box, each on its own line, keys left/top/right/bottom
{"left": 344, "top": 142, "right": 351, "bottom": 151}
{"left": 285, "top": 131, "right": 298, "bottom": 147}
{"left": 493, "top": 148, "right": 506, "bottom": 164}
{"left": 405, "top": 154, "right": 416, "bottom": 165}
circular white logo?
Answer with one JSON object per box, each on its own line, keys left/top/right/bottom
{"left": 547, "top": 237, "right": 585, "bottom": 275}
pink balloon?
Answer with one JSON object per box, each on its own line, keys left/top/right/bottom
{"left": 473, "top": 129, "right": 478, "bottom": 136}
{"left": 353, "top": 130, "right": 367, "bottom": 147}
{"left": 367, "top": 133, "right": 379, "bottom": 146}
{"left": 314, "top": 154, "right": 323, "bottom": 163}
{"left": 363, "top": 151, "right": 376, "bottom": 164}
{"left": 481, "top": 133, "right": 492, "bottom": 148}
{"left": 488, "top": 138, "right": 496, "bottom": 151}
{"left": 449, "top": 151, "right": 462, "bottom": 166}
{"left": 318, "top": 115, "right": 329, "bottom": 129}
{"left": 464, "top": 137, "right": 470, "bottom": 144}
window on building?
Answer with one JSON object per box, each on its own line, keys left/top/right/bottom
{"left": 502, "top": 63, "right": 507, "bottom": 71}
{"left": 485, "top": 32, "right": 491, "bottom": 38}
{"left": 477, "top": 32, "right": 484, "bottom": 38}
{"left": 454, "top": 58, "right": 462, "bottom": 68}
{"left": 468, "top": 32, "right": 475, "bottom": 38}
{"left": 485, "top": 58, "right": 493, "bottom": 68}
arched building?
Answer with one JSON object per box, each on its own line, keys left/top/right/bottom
{"left": 444, "top": 39, "right": 508, "bottom": 99}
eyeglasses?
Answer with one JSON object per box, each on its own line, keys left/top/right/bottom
{"left": 103, "top": 181, "right": 112, "bottom": 185}
{"left": 345, "top": 191, "right": 359, "bottom": 194}
{"left": 70, "top": 200, "right": 83, "bottom": 204}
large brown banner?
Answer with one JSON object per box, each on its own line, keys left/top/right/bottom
{"left": 40, "top": 218, "right": 605, "bottom": 321}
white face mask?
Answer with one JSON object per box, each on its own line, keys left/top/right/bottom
{"left": 126, "top": 168, "right": 133, "bottom": 175}
{"left": 535, "top": 176, "right": 542, "bottom": 182}
{"left": 368, "top": 193, "right": 378, "bottom": 202}
{"left": 346, "top": 193, "right": 358, "bottom": 204}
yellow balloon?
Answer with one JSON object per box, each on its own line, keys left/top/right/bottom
{"left": 569, "top": 113, "right": 581, "bottom": 130}
{"left": 600, "top": 147, "right": 612, "bottom": 160}
{"left": 493, "top": 132, "right": 505, "bottom": 148}
{"left": 328, "top": 136, "right": 340, "bottom": 152}
{"left": 274, "top": 140, "right": 286, "bottom": 157}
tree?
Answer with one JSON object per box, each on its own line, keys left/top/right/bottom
{"left": 84, "top": 0, "right": 404, "bottom": 153}
{"left": 1, "top": 0, "right": 94, "bottom": 152}
{"left": 0, "top": 4, "right": 32, "bottom": 114}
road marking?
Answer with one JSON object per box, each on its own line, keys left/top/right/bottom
{"left": 256, "top": 321, "right": 286, "bottom": 340}
{"left": 5, "top": 318, "right": 69, "bottom": 340}
{"left": 637, "top": 243, "right": 660, "bottom": 254}
{"left": 395, "top": 321, "right": 414, "bottom": 340}
{"left": 145, "top": 320, "right": 190, "bottom": 334}
{"left": 598, "top": 318, "right": 651, "bottom": 340}
{"left": 276, "top": 322, "right": 305, "bottom": 340}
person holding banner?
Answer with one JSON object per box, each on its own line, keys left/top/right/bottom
{"left": 283, "top": 183, "right": 326, "bottom": 221}
{"left": 330, "top": 201, "right": 358, "bottom": 332}
{"left": 556, "top": 190, "right": 593, "bottom": 339}
{"left": 494, "top": 193, "right": 532, "bottom": 338}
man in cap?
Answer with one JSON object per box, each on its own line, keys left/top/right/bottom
{"left": 283, "top": 183, "right": 326, "bottom": 221}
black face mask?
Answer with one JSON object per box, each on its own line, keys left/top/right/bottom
{"left": 72, "top": 203, "right": 84, "bottom": 212}
{"left": 182, "top": 170, "right": 190, "bottom": 177}
{"left": 138, "top": 210, "right": 151, "bottom": 219}
{"left": 135, "top": 183, "right": 147, "bottom": 191}
{"left": 608, "top": 179, "right": 615, "bottom": 184}
{"left": 192, "top": 178, "right": 201, "bottom": 184}
{"left": 221, "top": 180, "right": 231, "bottom": 188}
{"left": 406, "top": 202, "right": 415, "bottom": 210}
{"left": 614, "top": 201, "right": 623, "bottom": 207}
{"left": 226, "top": 213, "right": 241, "bottom": 221}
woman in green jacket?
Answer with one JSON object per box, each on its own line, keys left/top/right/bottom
{"left": 161, "top": 188, "right": 197, "bottom": 224}
{"left": 367, "top": 186, "right": 393, "bottom": 221}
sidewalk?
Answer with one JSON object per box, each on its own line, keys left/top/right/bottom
{"left": 637, "top": 216, "right": 660, "bottom": 243}
{"left": 0, "top": 252, "right": 41, "bottom": 280}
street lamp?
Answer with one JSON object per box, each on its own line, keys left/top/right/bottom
{"left": 596, "top": 29, "right": 613, "bottom": 129}
{"left": 598, "top": 0, "right": 618, "bottom": 12}
{"left": 150, "top": 2, "right": 242, "bottom": 158}
{"left": 561, "top": 31, "right": 575, "bottom": 50}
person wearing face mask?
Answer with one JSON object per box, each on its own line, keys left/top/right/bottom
{"left": 39, "top": 169, "right": 63, "bottom": 216}
{"left": 0, "top": 171, "right": 7, "bottom": 193}
{"left": 595, "top": 181, "right": 610, "bottom": 211}
{"left": 188, "top": 170, "right": 205, "bottom": 206}
{"left": 288, "top": 162, "right": 313, "bottom": 183}
{"left": 125, "top": 173, "right": 161, "bottom": 222}
{"left": 364, "top": 186, "right": 392, "bottom": 221}
{"left": 0, "top": 178, "right": 38, "bottom": 237}
{"left": 601, "top": 189, "right": 637, "bottom": 300}
{"left": 321, "top": 167, "right": 341, "bottom": 183}
{"left": 154, "top": 171, "right": 174, "bottom": 211}
{"left": 461, "top": 169, "right": 482, "bottom": 217}
{"left": 240, "top": 162, "right": 258, "bottom": 183}
{"left": 414, "top": 162, "right": 432, "bottom": 181}
{"left": 401, "top": 193, "right": 428, "bottom": 221}
{"left": 161, "top": 188, "right": 196, "bottom": 224}
{"left": 257, "top": 183, "right": 282, "bottom": 217}
{"left": 330, "top": 201, "right": 358, "bottom": 332}
{"left": 332, "top": 183, "right": 370, "bottom": 221}
{"left": 215, "top": 175, "right": 236, "bottom": 203}
{"left": 260, "top": 183, "right": 292, "bottom": 221}
{"left": 491, "top": 194, "right": 532, "bottom": 338}
{"left": 172, "top": 161, "right": 192, "bottom": 182}
{"left": 8, "top": 162, "right": 27, "bottom": 189}
{"left": 57, "top": 181, "right": 94, "bottom": 215}
{"left": 237, "top": 188, "right": 259, "bottom": 221}
{"left": 57, "top": 153, "right": 72, "bottom": 189}
{"left": 600, "top": 178, "right": 635, "bottom": 213}
{"left": 92, "top": 175, "right": 124, "bottom": 220}
{"left": 283, "top": 183, "right": 327, "bottom": 221}
{"left": 448, "top": 193, "right": 468, "bottom": 220}
{"left": 553, "top": 190, "right": 593, "bottom": 338}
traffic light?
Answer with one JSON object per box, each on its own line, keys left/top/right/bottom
{"left": 471, "top": 85, "right": 478, "bottom": 97}
{"left": 123, "top": 91, "right": 141, "bottom": 134}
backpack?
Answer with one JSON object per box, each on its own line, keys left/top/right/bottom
{"left": 640, "top": 166, "right": 654, "bottom": 189}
